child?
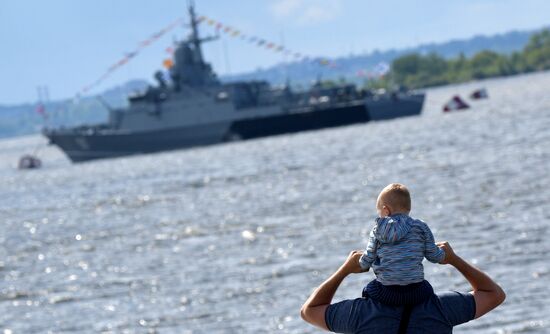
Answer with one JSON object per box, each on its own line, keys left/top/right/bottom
{"left": 359, "top": 183, "right": 445, "bottom": 305}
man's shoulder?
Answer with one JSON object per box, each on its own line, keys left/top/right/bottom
{"left": 431, "top": 291, "right": 476, "bottom": 325}
{"left": 325, "top": 291, "right": 475, "bottom": 333}
{"left": 325, "top": 298, "right": 401, "bottom": 333}
{"left": 328, "top": 290, "right": 469, "bottom": 310}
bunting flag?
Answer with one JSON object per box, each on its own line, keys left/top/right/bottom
{"left": 372, "top": 62, "right": 390, "bottom": 77}
{"left": 78, "top": 17, "right": 184, "bottom": 95}
{"left": 355, "top": 62, "right": 391, "bottom": 79}
{"left": 140, "top": 40, "right": 152, "bottom": 47}
{"left": 35, "top": 103, "right": 48, "bottom": 119}
{"left": 163, "top": 58, "right": 174, "bottom": 69}
{"left": 77, "top": 12, "right": 387, "bottom": 100}
{"left": 117, "top": 58, "right": 129, "bottom": 66}
{"left": 197, "top": 14, "right": 337, "bottom": 68}
{"left": 193, "top": 14, "right": 399, "bottom": 78}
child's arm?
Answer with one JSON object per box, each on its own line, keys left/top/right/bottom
{"left": 422, "top": 223, "right": 445, "bottom": 263}
{"left": 359, "top": 226, "right": 378, "bottom": 270}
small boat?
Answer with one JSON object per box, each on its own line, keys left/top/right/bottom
{"left": 443, "top": 95, "right": 470, "bottom": 112}
{"left": 18, "top": 155, "right": 42, "bottom": 170}
{"left": 470, "top": 88, "right": 489, "bottom": 100}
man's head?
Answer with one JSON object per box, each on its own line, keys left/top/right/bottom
{"left": 376, "top": 183, "right": 411, "bottom": 217}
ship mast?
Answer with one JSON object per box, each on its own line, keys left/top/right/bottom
{"left": 169, "top": 0, "right": 219, "bottom": 87}
{"left": 188, "top": 0, "right": 205, "bottom": 64}
{"left": 187, "top": 1, "right": 218, "bottom": 64}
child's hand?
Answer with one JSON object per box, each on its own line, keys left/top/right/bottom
{"left": 436, "top": 241, "right": 456, "bottom": 264}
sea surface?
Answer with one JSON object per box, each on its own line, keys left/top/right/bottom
{"left": 1, "top": 72, "right": 550, "bottom": 333}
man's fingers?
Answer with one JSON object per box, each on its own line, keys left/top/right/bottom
{"left": 348, "top": 250, "right": 359, "bottom": 260}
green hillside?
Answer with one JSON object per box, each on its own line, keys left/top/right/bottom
{"left": 389, "top": 30, "right": 550, "bottom": 89}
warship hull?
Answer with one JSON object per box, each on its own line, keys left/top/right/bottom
{"left": 46, "top": 102, "right": 367, "bottom": 162}
{"left": 366, "top": 93, "right": 425, "bottom": 120}
{"left": 45, "top": 95, "right": 423, "bottom": 163}
{"left": 46, "top": 122, "right": 229, "bottom": 162}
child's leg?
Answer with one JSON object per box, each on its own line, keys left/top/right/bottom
{"left": 362, "top": 279, "right": 434, "bottom": 305}
{"left": 361, "top": 284, "right": 370, "bottom": 299}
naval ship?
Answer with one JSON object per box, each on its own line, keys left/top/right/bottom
{"left": 44, "top": 3, "right": 424, "bottom": 163}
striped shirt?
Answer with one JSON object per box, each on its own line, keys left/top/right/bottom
{"left": 359, "top": 214, "right": 445, "bottom": 286}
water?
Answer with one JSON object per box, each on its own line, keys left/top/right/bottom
{"left": 1, "top": 72, "right": 550, "bottom": 333}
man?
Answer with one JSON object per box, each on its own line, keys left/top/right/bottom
{"left": 301, "top": 242, "right": 505, "bottom": 333}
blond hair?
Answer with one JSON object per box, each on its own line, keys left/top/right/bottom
{"left": 380, "top": 183, "right": 411, "bottom": 212}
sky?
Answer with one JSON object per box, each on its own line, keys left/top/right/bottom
{"left": 1, "top": 0, "right": 549, "bottom": 105}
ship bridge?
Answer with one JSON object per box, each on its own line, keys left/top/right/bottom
{"left": 169, "top": 2, "right": 219, "bottom": 90}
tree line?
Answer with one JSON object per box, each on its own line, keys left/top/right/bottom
{"left": 387, "top": 29, "right": 550, "bottom": 89}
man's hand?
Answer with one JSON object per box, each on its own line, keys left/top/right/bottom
{"left": 339, "top": 250, "right": 366, "bottom": 275}
{"left": 435, "top": 241, "right": 506, "bottom": 319}
{"left": 301, "top": 250, "right": 365, "bottom": 330}
{"left": 437, "top": 241, "right": 456, "bottom": 265}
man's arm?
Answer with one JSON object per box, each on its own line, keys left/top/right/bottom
{"left": 437, "top": 242, "right": 506, "bottom": 319}
{"left": 300, "top": 250, "right": 364, "bottom": 331}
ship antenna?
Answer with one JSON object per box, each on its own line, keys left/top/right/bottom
{"left": 187, "top": 0, "right": 205, "bottom": 64}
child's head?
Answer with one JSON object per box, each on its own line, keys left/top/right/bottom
{"left": 376, "top": 183, "right": 411, "bottom": 217}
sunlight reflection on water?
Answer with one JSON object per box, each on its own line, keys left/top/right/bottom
{"left": 1, "top": 71, "right": 550, "bottom": 333}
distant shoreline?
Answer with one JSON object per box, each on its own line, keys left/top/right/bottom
{"left": 386, "top": 30, "right": 550, "bottom": 90}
